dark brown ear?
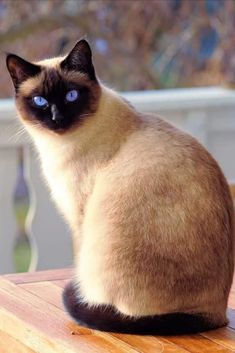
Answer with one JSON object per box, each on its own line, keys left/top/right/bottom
{"left": 6, "top": 54, "right": 41, "bottom": 90}
{"left": 60, "top": 39, "right": 96, "bottom": 80}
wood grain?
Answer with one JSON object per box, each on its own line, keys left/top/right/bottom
{"left": 52, "top": 279, "right": 70, "bottom": 288}
{"left": 0, "top": 331, "right": 36, "bottom": 353}
{"left": 0, "top": 269, "right": 235, "bottom": 353}
{"left": 3, "top": 268, "right": 73, "bottom": 284}
{"left": 202, "top": 327, "right": 235, "bottom": 350}
{"left": 0, "top": 278, "right": 139, "bottom": 353}
{"left": 20, "top": 281, "right": 172, "bottom": 353}
{"left": 20, "top": 281, "right": 64, "bottom": 309}
{"left": 163, "top": 335, "right": 234, "bottom": 353}
{"left": 112, "top": 334, "right": 191, "bottom": 353}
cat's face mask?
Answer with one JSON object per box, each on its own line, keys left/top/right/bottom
{"left": 6, "top": 39, "right": 101, "bottom": 133}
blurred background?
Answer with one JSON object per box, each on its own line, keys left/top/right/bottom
{"left": 1, "top": 0, "right": 235, "bottom": 274}
{"left": 1, "top": 0, "right": 235, "bottom": 97}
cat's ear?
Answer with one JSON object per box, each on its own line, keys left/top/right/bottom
{"left": 61, "top": 39, "right": 96, "bottom": 80}
{"left": 6, "top": 54, "right": 41, "bottom": 90}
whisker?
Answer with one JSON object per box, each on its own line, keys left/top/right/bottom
{"left": 7, "top": 122, "right": 28, "bottom": 143}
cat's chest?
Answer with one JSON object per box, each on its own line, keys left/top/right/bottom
{"left": 41, "top": 156, "right": 95, "bottom": 226}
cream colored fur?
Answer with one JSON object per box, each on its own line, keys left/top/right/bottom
{"left": 16, "top": 65, "right": 234, "bottom": 324}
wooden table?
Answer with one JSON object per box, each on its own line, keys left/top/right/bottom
{"left": 0, "top": 268, "right": 235, "bottom": 353}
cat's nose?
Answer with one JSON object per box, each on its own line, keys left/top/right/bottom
{"left": 51, "top": 104, "right": 64, "bottom": 122}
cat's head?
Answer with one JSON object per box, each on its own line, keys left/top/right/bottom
{"left": 6, "top": 39, "right": 101, "bottom": 134}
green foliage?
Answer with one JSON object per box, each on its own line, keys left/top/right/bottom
{"left": 13, "top": 237, "right": 31, "bottom": 273}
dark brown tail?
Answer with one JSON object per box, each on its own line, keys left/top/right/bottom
{"left": 63, "top": 281, "right": 225, "bottom": 335}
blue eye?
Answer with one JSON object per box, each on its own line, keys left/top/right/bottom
{"left": 33, "top": 96, "right": 48, "bottom": 108}
{"left": 66, "top": 90, "right": 79, "bottom": 102}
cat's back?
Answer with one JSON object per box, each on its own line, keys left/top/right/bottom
{"left": 94, "top": 112, "right": 234, "bottom": 262}
{"left": 106, "top": 114, "right": 225, "bottom": 188}
{"left": 94, "top": 113, "right": 234, "bottom": 244}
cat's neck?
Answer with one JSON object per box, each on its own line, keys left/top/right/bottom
{"left": 25, "top": 84, "right": 140, "bottom": 168}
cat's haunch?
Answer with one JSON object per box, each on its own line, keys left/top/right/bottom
{"left": 6, "top": 39, "right": 234, "bottom": 335}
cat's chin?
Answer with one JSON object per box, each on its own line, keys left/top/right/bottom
{"left": 39, "top": 120, "right": 78, "bottom": 134}
{"left": 48, "top": 126, "right": 71, "bottom": 134}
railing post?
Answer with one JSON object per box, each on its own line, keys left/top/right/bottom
{"left": 0, "top": 147, "right": 18, "bottom": 274}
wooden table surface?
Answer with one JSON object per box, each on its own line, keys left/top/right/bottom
{"left": 0, "top": 268, "right": 235, "bottom": 353}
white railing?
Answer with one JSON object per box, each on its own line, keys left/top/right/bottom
{"left": 0, "top": 87, "right": 235, "bottom": 274}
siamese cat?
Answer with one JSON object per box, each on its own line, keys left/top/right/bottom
{"left": 6, "top": 40, "right": 234, "bottom": 335}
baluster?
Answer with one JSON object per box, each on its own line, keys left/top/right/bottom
{"left": 23, "top": 146, "right": 73, "bottom": 271}
{"left": 0, "top": 147, "right": 18, "bottom": 274}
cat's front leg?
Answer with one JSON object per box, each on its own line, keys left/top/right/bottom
{"left": 71, "top": 225, "right": 83, "bottom": 255}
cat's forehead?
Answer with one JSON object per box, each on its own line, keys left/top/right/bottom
{"left": 19, "top": 58, "right": 89, "bottom": 97}
{"left": 36, "top": 56, "right": 64, "bottom": 68}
